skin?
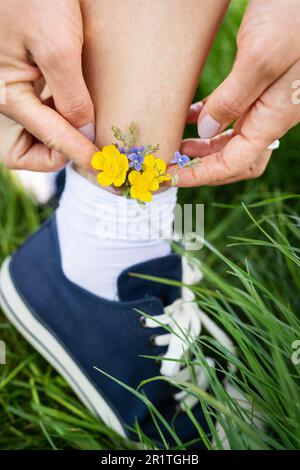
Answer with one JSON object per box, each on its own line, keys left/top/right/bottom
{"left": 1, "top": 0, "right": 299, "bottom": 189}
{"left": 176, "top": 0, "right": 300, "bottom": 187}
{"left": 81, "top": 0, "right": 229, "bottom": 164}
{"left": 0, "top": 0, "right": 98, "bottom": 172}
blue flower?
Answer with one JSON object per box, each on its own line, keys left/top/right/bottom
{"left": 128, "top": 152, "right": 144, "bottom": 171}
{"left": 129, "top": 146, "right": 145, "bottom": 154}
{"left": 171, "top": 151, "right": 190, "bottom": 168}
{"left": 127, "top": 146, "right": 146, "bottom": 171}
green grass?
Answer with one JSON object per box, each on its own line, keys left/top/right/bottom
{"left": 0, "top": 0, "right": 300, "bottom": 449}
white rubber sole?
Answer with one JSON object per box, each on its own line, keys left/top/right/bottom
{"left": 0, "top": 257, "right": 126, "bottom": 438}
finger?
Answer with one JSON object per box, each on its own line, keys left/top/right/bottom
{"left": 197, "top": 50, "right": 288, "bottom": 139}
{"left": 176, "top": 132, "right": 275, "bottom": 188}
{"left": 176, "top": 60, "right": 300, "bottom": 187}
{"left": 187, "top": 101, "right": 204, "bottom": 124}
{"left": 0, "top": 113, "right": 68, "bottom": 172}
{"left": 180, "top": 129, "right": 234, "bottom": 157}
{"left": 0, "top": 86, "right": 98, "bottom": 171}
{"left": 7, "top": 138, "right": 69, "bottom": 172}
{"left": 165, "top": 130, "right": 235, "bottom": 184}
{"left": 207, "top": 149, "right": 272, "bottom": 186}
{"left": 34, "top": 41, "right": 95, "bottom": 141}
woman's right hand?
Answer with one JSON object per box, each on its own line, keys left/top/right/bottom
{"left": 175, "top": 0, "right": 300, "bottom": 187}
{"left": 0, "top": 0, "right": 97, "bottom": 172}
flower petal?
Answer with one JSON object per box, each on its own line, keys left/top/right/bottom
{"left": 130, "top": 186, "right": 139, "bottom": 200}
{"left": 144, "top": 154, "right": 155, "bottom": 169}
{"left": 97, "top": 172, "right": 114, "bottom": 187}
{"left": 114, "top": 172, "right": 127, "bottom": 187}
{"left": 142, "top": 169, "right": 156, "bottom": 181}
{"left": 139, "top": 190, "right": 153, "bottom": 202}
{"left": 149, "top": 179, "right": 160, "bottom": 191}
{"left": 91, "top": 152, "right": 104, "bottom": 170}
{"left": 155, "top": 158, "right": 166, "bottom": 173}
{"left": 102, "top": 144, "right": 121, "bottom": 160}
{"left": 158, "top": 174, "right": 171, "bottom": 182}
{"left": 128, "top": 171, "right": 140, "bottom": 185}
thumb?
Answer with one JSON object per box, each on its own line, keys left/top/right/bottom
{"left": 197, "top": 54, "right": 276, "bottom": 139}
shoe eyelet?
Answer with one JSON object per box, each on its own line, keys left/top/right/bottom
{"left": 149, "top": 334, "right": 158, "bottom": 346}
{"left": 139, "top": 316, "right": 147, "bottom": 328}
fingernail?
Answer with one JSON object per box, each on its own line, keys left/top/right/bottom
{"left": 267, "top": 139, "right": 280, "bottom": 150}
{"left": 198, "top": 114, "right": 221, "bottom": 139}
{"left": 190, "top": 101, "right": 204, "bottom": 112}
{"left": 223, "top": 128, "right": 235, "bottom": 136}
{"left": 78, "top": 123, "right": 95, "bottom": 142}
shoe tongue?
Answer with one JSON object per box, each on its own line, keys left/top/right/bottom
{"left": 117, "top": 253, "right": 182, "bottom": 306}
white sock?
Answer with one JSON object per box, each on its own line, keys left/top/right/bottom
{"left": 56, "top": 164, "right": 177, "bottom": 300}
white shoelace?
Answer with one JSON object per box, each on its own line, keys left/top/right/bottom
{"left": 141, "top": 256, "right": 236, "bottom": 410}
{"left": 141, "top": 255, "right": 264, "bottom": 448}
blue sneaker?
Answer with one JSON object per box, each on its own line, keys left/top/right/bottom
{"left": 0, "top": 216, "right": 233, "bottom": 448}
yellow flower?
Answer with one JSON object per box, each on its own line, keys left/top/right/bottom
{"left": 128, "top": 155, "right": 172, "bottom": 202}
{"left": 143, "top": 155, "right": 171, "bottom": 183}
{"left": 91, "top": 145, "right": 129, "bottom": 187}
{"left": 128, "top": 170, "right": 159, "bottom": 202}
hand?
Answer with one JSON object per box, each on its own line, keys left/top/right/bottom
{"left": 176, "top": 0, "right": 300, "bottom": 187}
{"left": 0, "top": 0, "right": 97, "bottom": 172}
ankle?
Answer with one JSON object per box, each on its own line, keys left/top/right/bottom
{"left": 56, "top": 164, "right": 177, "bottom": 300}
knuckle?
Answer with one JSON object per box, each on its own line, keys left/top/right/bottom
{"left": 37, "top": 39, "right": 77, "bottom": 65}
{"left": 247, "top": 41, "right": 279, "bottom": 78}
{"left": 48, "top": 152, "right": 67, "bottom": 171}
{"left": 189, "top": 166, "right": 201, "bottom": 186}
{"left": 215, "top": 152, "right": 236, "bottom": 178}
{"left": 214, "top": 92, "right": 243, "bottom": 119}
{"left": 58, "top": 95, "right": 92, "bottom": 121}
{"left": 42, "top": 132, "right": 63, "bottom": 153}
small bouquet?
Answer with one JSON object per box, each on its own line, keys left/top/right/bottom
{"left": 91, "top": 122, "right": 197, "bottom": 205}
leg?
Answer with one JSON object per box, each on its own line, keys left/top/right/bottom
{"left": 82, "top": 0, "right": 229, "bottom": 163}
{"left": 56, "top": 0, "right": 229, "bottom": 300}
{"left": 1, "top": 0, "right": 233, "bottom": 446}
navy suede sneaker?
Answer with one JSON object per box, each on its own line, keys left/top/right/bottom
{"left": 0, "top": 216, "right": 233, "bottom": 448}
